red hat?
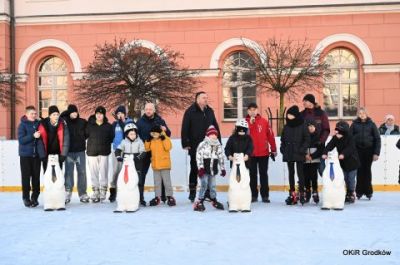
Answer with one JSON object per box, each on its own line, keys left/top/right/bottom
{"left": 206, "top": 125, "right": 218, "bottom": 137}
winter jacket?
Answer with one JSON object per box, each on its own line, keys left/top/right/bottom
{"left": 224, "top": 133, "right": 254, "bottom": 168}
{"left": 305, "top": 131, "right": 324, "bottom": 164}
{"left": 350, "top": 117, "right": 381, "bottom": 156}
{"left": 181, "top": 103, "right": 221, "bottom": 155}
{"left": 86, "top": 115, "right": 114, "bottom": 156}
{"left": 280, "top": 121, "right": 310, "bottom": 162}
{"left": 115, "top": 137, "right": 145, "bottom": 172}
{"left": 17, "top": 116, "right": 45, "bottom": 158}
{"left": 38, "top": 117, "right": 70, "bottom": 157}
{"left": 301, "top": 106, "right": 330, "bottom": 143}
{"left": 60, "top": 111, "right": 87, "bottom": 153}
{"left": 137, "top": 113, "right": 171, "bottom": 142}
{"left": 378, "top": 123, "right": 400, "bottom": 135}
{"left": 144, "top": 133, "right": 172, "bottom": 170}
{"left": 112, "top": 117, "right": 133, "bottom": 150}
{"left": 196, "top": 137, "right": 225, "bottom": 176}
{"left": 245, "top": 114, "right": 277, "bottom": 157}
{"left": 323, "top": 135, "right": 360, "bottom": 172}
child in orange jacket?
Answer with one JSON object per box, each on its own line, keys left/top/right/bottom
{"left": 144, "top": 126, "right": 175, "bottom": 206}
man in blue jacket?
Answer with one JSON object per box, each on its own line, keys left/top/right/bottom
{"left": 18, "top": 106, "right": 45, "bottom": 208}
{"left": 137, "top": 102, "right": 171, "bottom": 205}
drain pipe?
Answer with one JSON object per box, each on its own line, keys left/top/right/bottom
{"left": 9, "top": 0, "right": 16, "bottom": 139}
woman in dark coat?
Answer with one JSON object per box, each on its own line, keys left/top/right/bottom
{"left": 280, "top": 105, "right": 310, "bottom": 205}
{"left": 349, "top": 107, "right": 381, "bottom": 200}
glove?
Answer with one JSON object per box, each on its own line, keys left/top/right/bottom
{"left": 59, "top": 155, "right": 66, "bottom": 163}
{"left": 198, "top": 168, "right": 206, "bottom": 178}
{"left": 270, "top": 153, "right": 276, "bottom": 162}
{"left": 160, "top": 135, "right": 166, "bottom": 141}
{"left": 117, "top": 156, "right": 123, "bottom": 162}
{"left": 220, "top": 169, "right": 226, "bottom": 177}
{"left": 136, "top": 152, "right": 145, "bottom": 160}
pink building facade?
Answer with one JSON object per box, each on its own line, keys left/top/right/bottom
{"left": 0, "top": 0, "right": 400, "bottom": 138}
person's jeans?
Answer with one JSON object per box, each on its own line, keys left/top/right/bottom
{"left": 64, "top": 151, "right": 88, "bottom": 196}
{"left": 343, "top": 169, "right": 357, "bottom": 192}
{"left": 198, "top": 174, "right": 217, "bottom": 200}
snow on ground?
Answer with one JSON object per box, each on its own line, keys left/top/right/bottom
{"left": 0, "top": 191, "right": 399, "bottom": 265}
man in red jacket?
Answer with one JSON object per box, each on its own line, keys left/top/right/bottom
{"left": 246, "top": 103, "right": 277, "bottom": 203}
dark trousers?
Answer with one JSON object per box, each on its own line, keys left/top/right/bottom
{"left": 303, "top": 163, "right": 319, "bottom": 192}
{"left": 189, "top": 152, "right": 198, "bottom": 192}
{"left": 249, "top": 156, "right": 269, "bottom": 198}
{"left": 356, "top": 148, "right": 374, "bottom": 196}
{"left": 287, "top": 161, "right": 305, "bottom": 193}
{"left": 142, "top": 152, "right": 165, "bottom": 200}
{"left": 20, "top": 157, "right": 41, "bottom": 201}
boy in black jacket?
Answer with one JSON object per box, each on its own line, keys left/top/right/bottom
{"left": 304, "top": 120, "right": 324, "bottom": 204}
{"left": 322, "top": 121, "right": 360, "bottom": 203}
{"left": 224, "top": 119, "right": 254, "bottom": 175}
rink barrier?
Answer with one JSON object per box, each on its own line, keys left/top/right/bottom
{"left": 1, "top": 136, "right": 399, "bottom": 192}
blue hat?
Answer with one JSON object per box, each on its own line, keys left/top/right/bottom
{"left": 115, "top": 105, "right": 126, "bottom": 115}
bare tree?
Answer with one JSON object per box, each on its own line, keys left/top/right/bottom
{"left": 243, "top": 37, "right": 331, "bottom": 134}
{"left": 74, "top": 39, "right": 202, "bottom": 118}
{"left": 0, "top": 69, "right": 11, "bottom": 106}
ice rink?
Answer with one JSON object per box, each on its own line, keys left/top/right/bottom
{"left": 0, "top": 191, "right": 398, "bottom": 265}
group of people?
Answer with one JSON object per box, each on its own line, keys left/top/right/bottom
{"left": 17, "top": 91, "right": 400, "bottom": 210}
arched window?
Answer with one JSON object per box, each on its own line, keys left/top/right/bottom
{"left": 323, "top": 49, "right": 359, "bottom": 118}
{"left": 222, "top": 51, "right": 256, "bottom": 120}
{"left": 38, "top": 56, "right": 68, "bottom": 117}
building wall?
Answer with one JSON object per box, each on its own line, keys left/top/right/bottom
{"left": 1, "top": 3, "right": 400, "bottom": 138}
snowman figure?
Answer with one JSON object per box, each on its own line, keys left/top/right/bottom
{"left": 114, "top": 154, "right": 140, "bottom": 213}
{"left": 43, "top": 154, "right": 66, "bottom": 211}
{"left": 321, "top": 151, "right": 346, "bottom": 210}
{"left": 228, "top": 153, "right": 252, "bottom": 212}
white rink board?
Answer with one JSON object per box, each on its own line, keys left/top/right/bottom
{"left": 0, "top": 136, "right": 399, "bottom": 189}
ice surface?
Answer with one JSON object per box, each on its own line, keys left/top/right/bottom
{"left": 0, "top": 192, "right": 398, "bottom": 265}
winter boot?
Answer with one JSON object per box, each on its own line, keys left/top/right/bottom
{"left": 79, "top": 194, "right": 90, "bottom": 203}
{"left": 211, "top": 198, "right": 224, "bottom": 210}
{"left": 305, "top": 189, "right": 311, "bottom": 203}
{"left": 99, "top": 186, "right": 108, "bottom": 202}
{"left": 193, "top": 200, "right": 206, "bottom": 212}
{"left": 140, "top": 200, "right": 147, "bottom": 207}
{"left": 109, "top": 187, "right": 116, "bottom": 203}
{"left": 188, "top": 189, "right": 196, "bottom": 203}
{"left": 299, "top": 192, "right": 306, "bottom": 205}
{"left": 65, "top": 190, "right": 72, "bottom": 204}
{"left": 149, "top": 197, "right": 161, "bottom": 206}
{"left": 167, "top": 196, "right": 176, "bottom": 207}
{"left": 349, "top": 191, "right": 356, "bottom": 203}
{"left": 262, "top": 197, "right": 270, "bottom": 203}
{"left": 312, "top": 191, "right": 320, "bottom": 204}
{"left": 345, "top": 190, "right": 351, "bottom": 203}
{"left": 204, "top": 189, "right": 211, "bottom": 202}
{"left": 285, "top": 191, "right": 297, "bottom": 205}
{"left": 30, "top": 196, "right": 39, "bottom": 207}
{"left": 91, "top": 187, "right": 100, "bottom": 203}
{"left": 23, "top": 199, "right": 32, "bottom": 208}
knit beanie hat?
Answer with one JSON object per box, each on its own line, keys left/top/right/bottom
{"left": 303, "top": 94, "right": 316, "bottom": 105}
{"left": 67, "top": 104, "right": 78, "bottom": 114}
{"left": 114, "top": 105, "right": 126, "bottom": 115}
{"left": 206, "top": 125, "right": 218, "bottom": 137}
{"left": 48, "top": 105, "right": 60, "bottom": 116}
{"left": 95, "top": 106, "right": 106, "bottom": 115}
